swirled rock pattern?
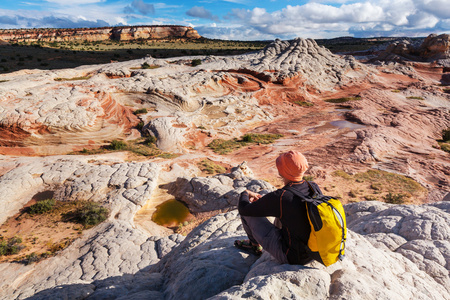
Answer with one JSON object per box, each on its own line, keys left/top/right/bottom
{"left": 0, "top": 37, "right": 368, "bottom": 154}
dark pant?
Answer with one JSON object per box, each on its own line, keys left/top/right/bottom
{"left": 240, "top": 215, "right": 289, "bottom": 264}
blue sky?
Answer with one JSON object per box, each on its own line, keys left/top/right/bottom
{"left": 0, "top": 0, "right": 449, "bottom": 40}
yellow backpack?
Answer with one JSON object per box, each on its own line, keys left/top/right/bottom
{"left": 284, "top": 182, "right": 347, "bottom": 266}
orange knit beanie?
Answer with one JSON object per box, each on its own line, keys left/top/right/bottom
{"left": 276, "top": 151, "right": 309, "bottom": 182}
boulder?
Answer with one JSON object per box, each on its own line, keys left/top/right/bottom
{"left": 169, "top": 162, "right": 275, "bottom": 213}
{"left": 419, "top": 34, "right": 450, "bottom": 60}
{"left": 377, "top": 34, "right": 450, "bottom": 62}
{"left": 149, "top": 200, "right": 449, "bottom": 300}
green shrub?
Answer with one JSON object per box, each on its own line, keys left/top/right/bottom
{"left": 28, "top": 199, "right": 56, "bottom": 215}
{"left": 145, "top": 136, "right": 157, "bottom": 145}
{"left": 442, "top": 128, "right": 450, "bottom": 142}
{"left": 136, "top": 121, "right": 144, "bottom": 130}
{"left": 134, "top": 108, "right": 148, "bottom": 115}
{"left": 383, "top": 192, "right": 408, "bottom": 204}
{"left": 332, "top": 170, "right": 352, "bottom": 179}
{"left": 0, "top": 236, "right": 24, "bottom": 256}
{"left": 241, "top": 134, "right": 253, "bottom": 142}
{"left": 71, "top": 202, "right": 109, "bottom": 227}
{"left": 303, "top": 175, "right": 315, "bottom": 181}
{"left": 198, "top": 159, "right": 226, "bottom": 174}
{"left": 208, "top": 138, "right": 241, "bottom": 154}
{"left": 241, "top": 133, "right": 283, "bottom": 144}
{"left": 191, "top": 59, "right": 202, "bottom": 66}
{"left": 439, "top": 143, "right": 450, "bottom": 153}
{"left": 294, "top": 101, "right": 314, "bottom": 107}
{"left": 25, "top": 252, "right": 40, "bottom": 265}
{"left": 406, "top": 96, "right": 424, "bottom": 100}
{"left": 208, "top": 133, "right": 283, "bottom": 154}
{"left": 54, "top": 76, "right": 91, "bottom": 81}
{"left": 141, "top": 62, "right": 159, "bottom": 69}
{"left": 109, "top": 140, "right": 127, "bottom": 150}
{"left": 325, "top": 96, "right": 361, "bottom": 103}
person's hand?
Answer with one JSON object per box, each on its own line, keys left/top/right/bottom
{"left": 247, "top": 190, "right": 262, "bottom": 203}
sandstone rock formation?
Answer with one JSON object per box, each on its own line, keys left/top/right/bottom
{"left": 1, "top": 35, "right": 450, "bottom": 299}
{"left": 155, "top": 201, "right": 449, "bottom": 300}
{"left": 0, "top": 37, "right": 367, "bottom": 154}
{"left": 377, "top": 33, "right": 450, "bottom": 62}
{"left": 0, "top": 158, "right": 449, "bottom": 299}
{"left": 0, "top": 26, "right": 201, "bottom": 43}
{"left": 170, "top": 162, "right": 275, "bottom": 212}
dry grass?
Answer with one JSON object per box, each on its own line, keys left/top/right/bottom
{"left": 198, "top": 159, "right": 227, "bottom": 175}
{"left": 0, "top": 38, "right": 267, "bottom": 74}
{"left": 323, "top": 169, "right": 428, "bottom": 204}
{"left": 208, "top": 133, "right": 283, "bottom": 155}
{"left": 54, "top": 76, "right": 91, "bottom": 81}
{"left": 70, "top": 138, "right": 178, "bottom": 159}
{"left": 324, "top": 96, "right": 362, "bottom": 103}
{"left": 175, "top": 209, "right": 230, "bottom": 236}
{"left": 0, "top": 199, "right": 108, "bottom": 264}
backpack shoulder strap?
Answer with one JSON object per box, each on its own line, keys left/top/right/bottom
{"left": 283, "top": 181, "right": 330, "bottom": 203}
{"left": 283, "top": 182, "right": 313, "bottom": 203}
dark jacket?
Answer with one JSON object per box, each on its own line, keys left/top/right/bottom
{"left": 238, "top": 180, "right": 321, "bottom": 264}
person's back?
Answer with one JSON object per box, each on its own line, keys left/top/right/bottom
{"left": 236, "top": 150, "right": 321, "bottom": 265}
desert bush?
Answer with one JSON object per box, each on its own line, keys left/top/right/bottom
{"left": 294, "top": 101, "right": 314, "bottom": 107}
{"left": 208, "top": 133, "right": 283, "bottom": 154}
{"left": 383, "top": 192, "right": 408, "bottom": 204}
{"left": 208, "top": 138, "right": 242, "bottom": 154}
{"left": 136, "top": 121, "right": 144, "bottom": 131}
{"left": 54, "top": 76, "right": 91, "bottom": 81}
{"left": 332, "top": 170, "right": 352, "bottom": 179}
{"left": 191, "top": 59, "right": 202, "bottom": 66}
{"left": 198, "top": 159, "right": 226, "bottom": 174}
{"left": 440, "top": 143, "right": 450, "bottom": 153}
{"left": 70, "top": 202, "right": 109, "bottom": 227}
{"left": 325, "top": 96, "right": 361, "bottom": 103}
{"left": 241, "top": 133, "right": 283, "bottom": 144}
{"left": 141, "top": 62, "right": 159, "bottom": 69}
{"left": 109, "top": 140, "right": 127, "bottom": 150}
{"left": 145, "top": 136, "right": 157, "bottom": 145}
{"left": 0, "top": 236, "right": 24, "bottom": 256}
{"left": 365, "top": 195, "right": 378, "bottom": 201}
{"left": 442, "top": 128, "right": 450, "bottom": 142}
{"left": 303, "top": 175, "right": 315, "bottom": 181}
{"left": 437, "top": 128, "right": 450, "bottom": 153}
{"left": 25, "top": 252, "right": 40, "bottom": 264}
{"left": 406, "top": 96, "right": 424, "bottom": 100}
{"left": 134, "top": 108, "right": 148, "bottom": 115}
{"left": 28, "top": 199, "right": 56, "bottom": 215}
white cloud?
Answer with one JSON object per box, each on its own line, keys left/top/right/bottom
{"left": 186, "top": 6, "right": 219, "bottom": 22}
{"left": 407, "top": 11, "right": 439, "bottom": 28}
{"left": 124, "top": 0, "right": 155, "bottom": 15}
{"left": 223, "top": 0, "right": 450, "bottom": 39}
{"left": 417, "top": 0, "right": 450, "bottom": 19}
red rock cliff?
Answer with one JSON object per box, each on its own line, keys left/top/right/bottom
{"left": 0, "top": 25, "right": 201, "bottom": 43}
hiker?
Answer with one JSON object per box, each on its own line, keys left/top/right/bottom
{"left": 235, "top": 150, "right": 322, "bottom": 265}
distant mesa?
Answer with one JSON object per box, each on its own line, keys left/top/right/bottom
{"left": 0, "top": 25, "right": 201, "bottom": 43}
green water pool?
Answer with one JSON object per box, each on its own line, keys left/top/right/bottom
{"left": 151, "top": 199, "right": 190, "bottom": 227}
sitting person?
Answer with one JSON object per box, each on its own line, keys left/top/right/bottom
{"left": 235, "top": 150, "right": 321, "bottom": 265}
